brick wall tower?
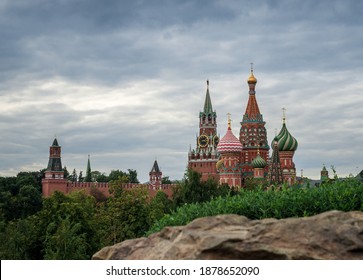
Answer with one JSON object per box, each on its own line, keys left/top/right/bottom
{"left": 149, "top": 160, "right": 162, "bottom": 189}
{"left": 42, "top": 138, "right": 67, "bottom": 196}
{"left": 240, "top": 65, "right": 269, "bottom": 182}
{"left": 216, "top": 114, "right": 243, "bottom": 188}
{"left": 275, "top": 108, "right": 298, "bottom": 185}
{"left": 188, "top": 80, "right": 219, "bottom": 181}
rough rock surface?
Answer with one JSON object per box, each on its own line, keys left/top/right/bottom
{"left": 92, "top": 211, "right": 363, "bottom": 260}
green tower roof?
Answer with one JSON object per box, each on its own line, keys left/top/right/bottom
{"left": 52, "top": 138, "right": 59, "bottom": 146}
{"left": 203, "top": 80, "right": 213, "bottom": 114}
{"left": 150, "top": 160, "right": 161, "bottom": 173}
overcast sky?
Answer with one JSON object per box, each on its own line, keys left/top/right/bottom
{"left": 1, "top": 0, "right": 362, "bottom": 182}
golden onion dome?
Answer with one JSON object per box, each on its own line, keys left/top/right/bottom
{"left": 247, "top": 71, "right": 257, "bottom": 84}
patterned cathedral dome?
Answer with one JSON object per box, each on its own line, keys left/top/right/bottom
{"left": 251, "top": 153, "right": 267, "bottom": 168}
{"left": 275, "top": 122, "right": 298, "bottom": 151}
{"left": 217, "top": 116, "right": 243, "bottom": 153}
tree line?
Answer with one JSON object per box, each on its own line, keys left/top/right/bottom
{"left": 0, "top": 169, "right": 235, "bottom": 259}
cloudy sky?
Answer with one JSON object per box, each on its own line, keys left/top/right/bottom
{"left": 1, "top": 0, "right": 362, "bottom": 182}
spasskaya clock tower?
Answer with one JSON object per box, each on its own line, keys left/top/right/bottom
{"left": 188, "top": 80, "right": 219, "bottom": 181}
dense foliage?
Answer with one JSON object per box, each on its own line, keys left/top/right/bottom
{"left": 1, "top": 169, "right": 362, "bottom": 260}
{"left": 148, "top": 177, "right": 363, "bottom": 235}
{"left": 172, "top": 169, "right": 238, "bottom": 208}
{"left": 0, "top": 171, "right": 172, "bottom": 259}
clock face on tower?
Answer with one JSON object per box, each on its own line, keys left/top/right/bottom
{"left": 198, "top": 134, "right": 209, "bottom": 148}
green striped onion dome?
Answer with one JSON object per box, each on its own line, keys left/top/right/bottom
{"left": 252, "top": 153, "right": 267, "bottom": 168}
{"left": 275, "top": 123, "right": 298, "bottom": 151}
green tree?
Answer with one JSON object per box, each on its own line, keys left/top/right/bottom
{"left": 62, "top": 166, "right": 70, "bottom": 179}
{"left": 108, "top": 170, "right": 127, "bottom": 182}
{"left": 44, "top": 217, "right": 88, "bottom": 260}
{"left": 40, "top": 191, "right": 98, "bottom": 259}
{"left": 97, "top": 188, "right": 150, "bottom": 246}
{"left": 16, "top": 172, "right": 38, "bottom": 191}
{"left": 0, "top": 184, "right": 42, "bottom": 221}
{"left": 17, "top": 185, "right": 43, "bottom": 219}
{"left": 148, "top": 191, "right": 173, "bottom": 225}
{"left": 91, "top": 170, "right": 108, "bottom": 182}
{"left": 70, "top": 169, "right": 78, "bottom": 182}
{"left": 172, "top": 169, "right": 220, "bottom": 207}
{"left": 127, "top": 169, "right": 139, "bottom": 183}
{"left": 161, "top": 176, "right": 172, "bottom": 184}
{"left": 0, "top": 215, "right": 43, "bottom": 259}
{"left": 78, "top": 171, "right": 83, "bottom": 182}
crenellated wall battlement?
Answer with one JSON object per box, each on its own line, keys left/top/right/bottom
{"left": 42, "top": 178, "right": 176, "bottom": 198}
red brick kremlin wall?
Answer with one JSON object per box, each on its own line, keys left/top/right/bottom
{"left": 42, "top": 178, "right": 175, "bottom": 198}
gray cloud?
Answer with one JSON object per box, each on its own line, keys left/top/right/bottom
{"left": 1, "top": 0, "right": 363, "bottom": 181}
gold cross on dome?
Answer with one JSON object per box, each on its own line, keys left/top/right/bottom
{"left": 282, "top": 107, "right": 286, "bottom": 123}
{"left": 227, "top": 113, "right": 231, "bottom": 128}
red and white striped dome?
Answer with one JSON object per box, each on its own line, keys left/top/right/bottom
{"left": 217, "top": 127, "right": 243, "bottom": 153}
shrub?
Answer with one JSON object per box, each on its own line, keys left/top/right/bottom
{"left": 147, "top": 178, "right": 363, "bottom": 235}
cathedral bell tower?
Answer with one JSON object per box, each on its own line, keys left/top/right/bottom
{"left": 240, "top": 65, "right": 269, "bottom": 181}
{"left": 188, "top": 80, "right": 219, "bottom": 181}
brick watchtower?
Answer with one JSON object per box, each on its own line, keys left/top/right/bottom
{"left": 149, "top": 160, "right": 162, "bottom": 189}
{"left": 42, "top": 138, "right": 67, "bottom": 196}
{"left": 240, "top": 65, "right": 269, "bottom": 182}
{"left": 188, "top": 80, "right": 219, "bottom": 181}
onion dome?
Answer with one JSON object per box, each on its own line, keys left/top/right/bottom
{"left": 252, "top": 153, "right": 267, "bottom": 169}
{"left": 274, "top": 109, "right": 298, "bottom": 151}
{"left": 247, "top": 71, "right": 257, "bottom": 84}
{"left": 217, "top": 114, "right": 243, "bottom": 154}
{"left": 247, "top": 63, "right": 257, "bottom": 84}
{"left": 275, "top": 122, "right": 298, "bottom": 152}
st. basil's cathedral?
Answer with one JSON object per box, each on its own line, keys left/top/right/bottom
{"left": 188, "top": 66, "right": 298, "bottom": 188}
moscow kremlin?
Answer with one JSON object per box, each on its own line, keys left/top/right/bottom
{"left": 42, "top": 66, "right": 299, "bottom": 197}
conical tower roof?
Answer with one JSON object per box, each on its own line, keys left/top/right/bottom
{"left": 203, "top": 80, "right": 213, "bottom": 114}
{"left": 150, "top": 160, "right": 161, "bottom": 173}
{"left": 52, "top": 138, "right": 59, "bottom": 146}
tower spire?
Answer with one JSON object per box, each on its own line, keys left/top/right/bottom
{"left": 244, "top": 65, "right": 260, "bottom": 119}
{"left": 85, "top": 155, "right": 92, "bottom": 182}
{"left": 203, "top": 80, "right": 213, "bottom": 114}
